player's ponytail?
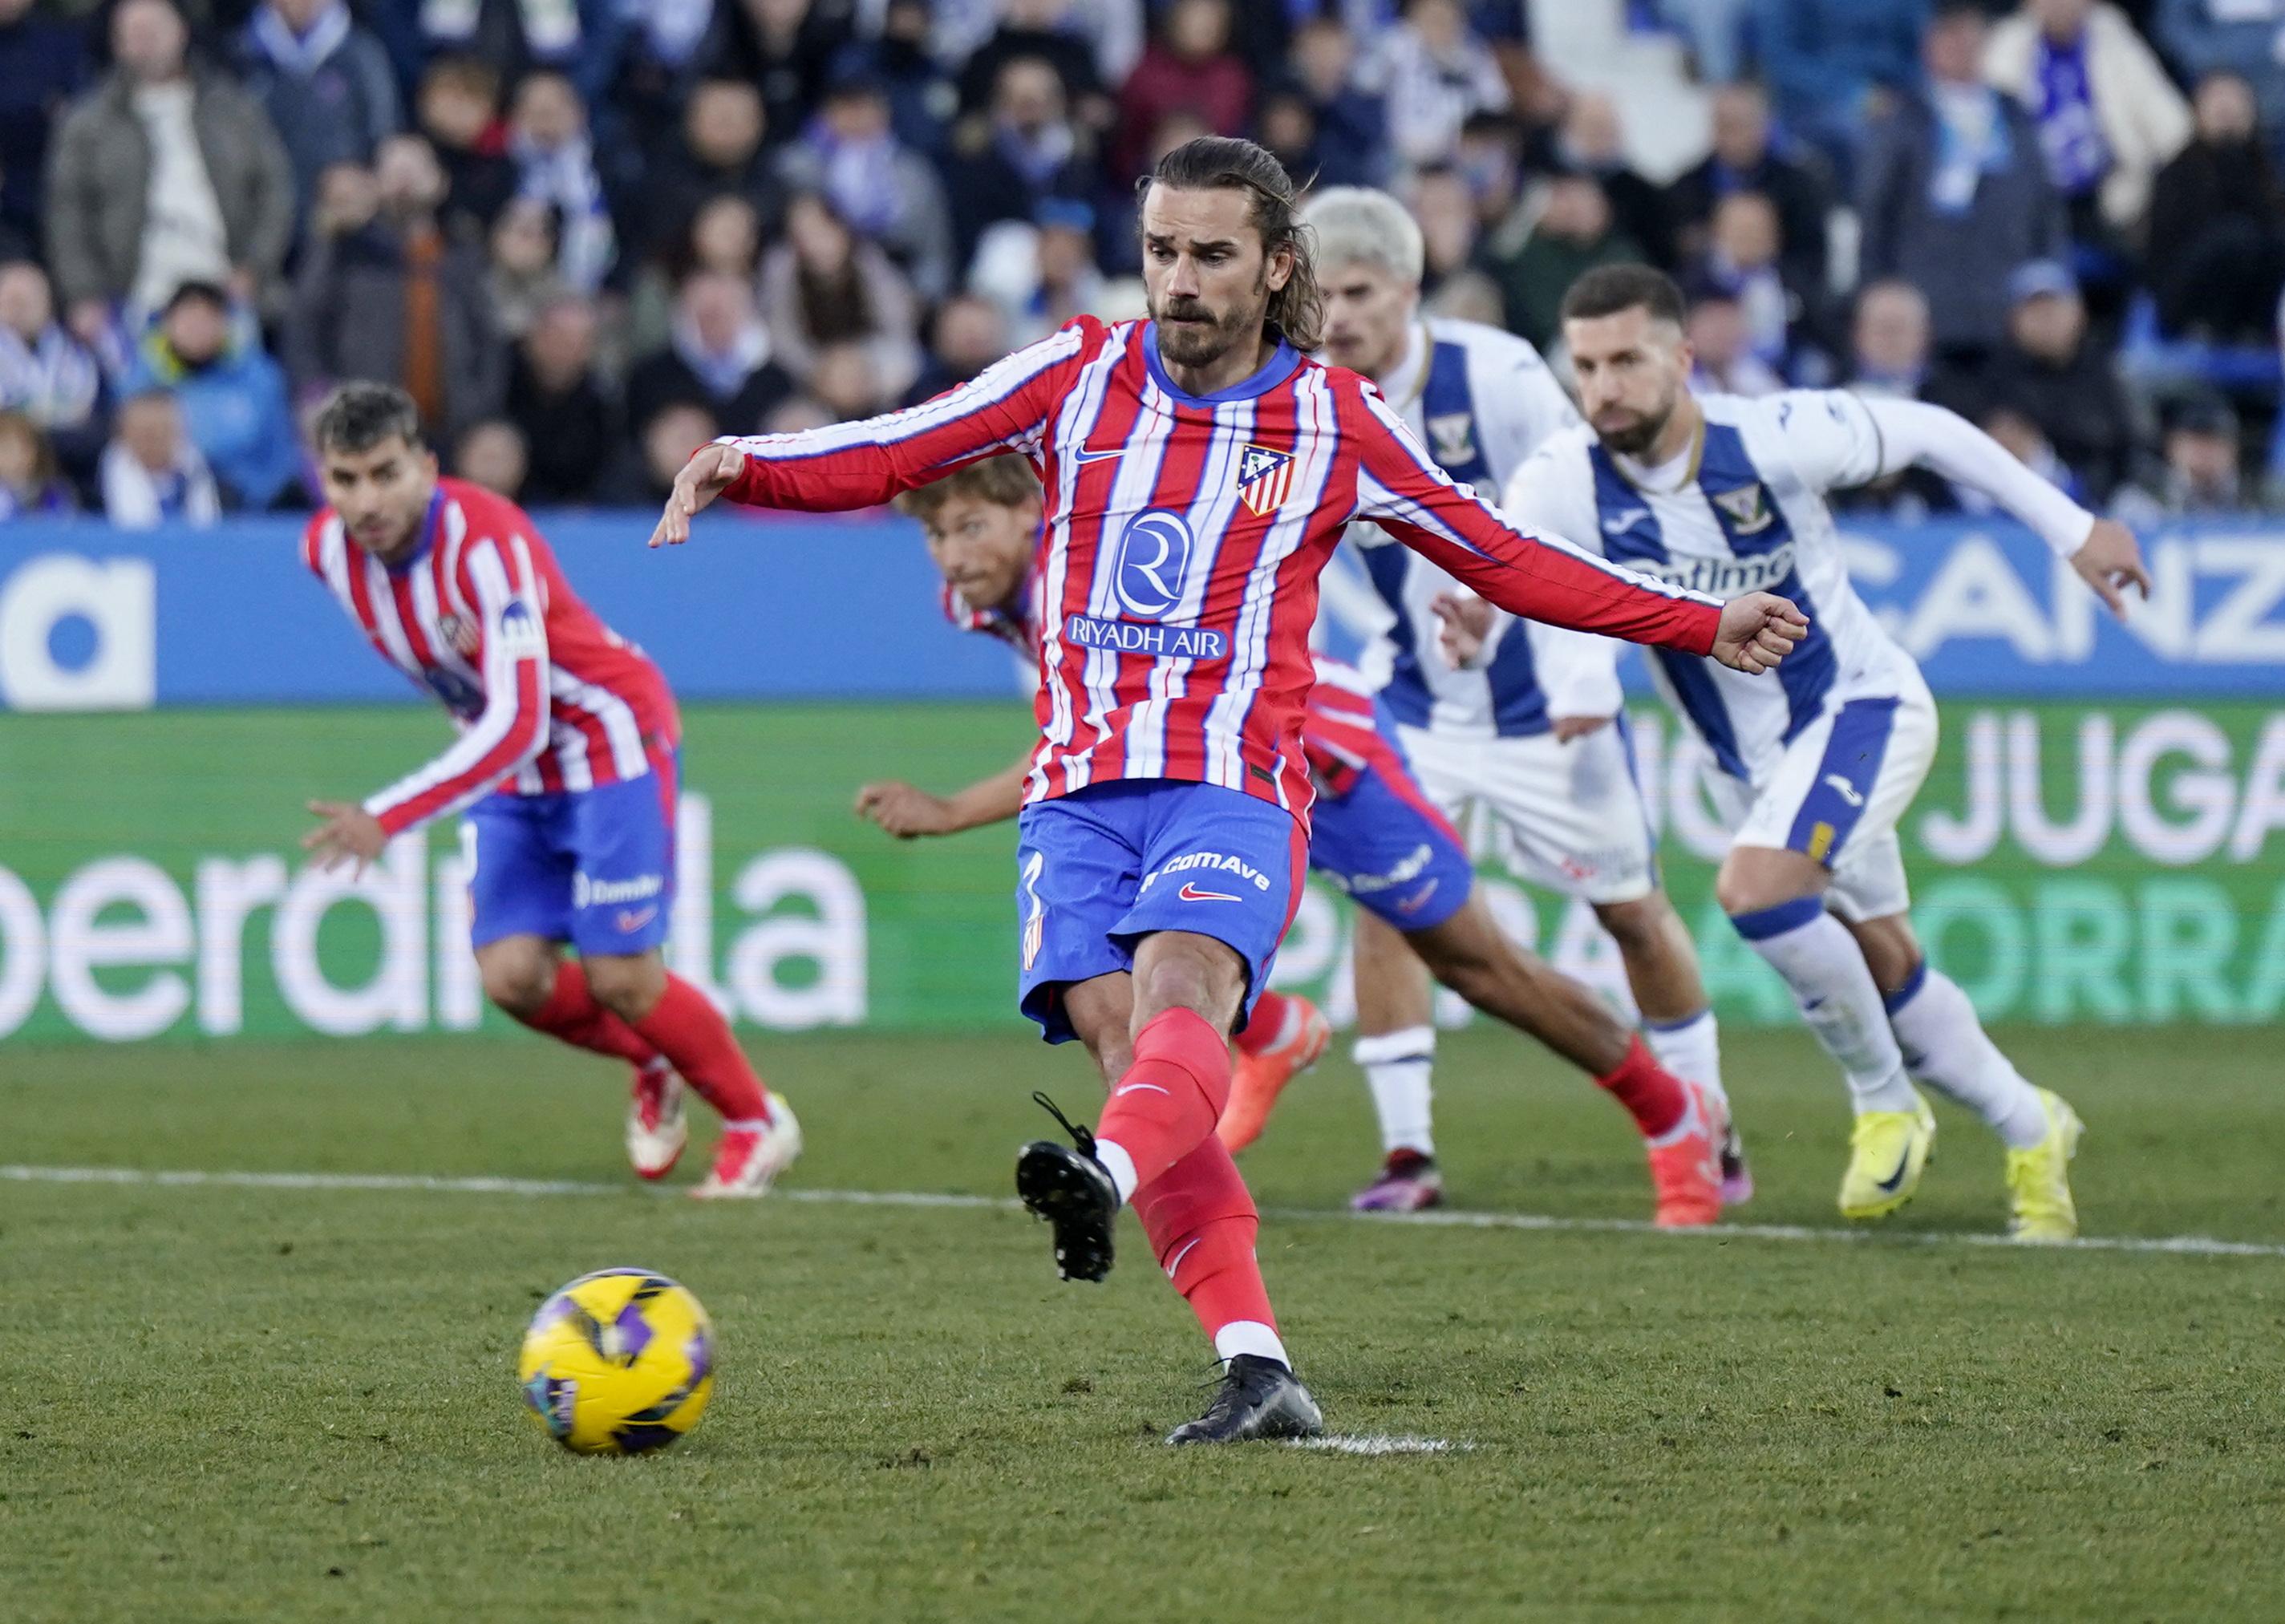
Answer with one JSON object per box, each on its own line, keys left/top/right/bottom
{"left": 1145, "top": 137, "right": 1326, "bottom": 354}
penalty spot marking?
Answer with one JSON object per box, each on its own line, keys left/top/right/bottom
{"left": 1290, "top": 1435, "right": 1465, "bottom": 1456}
{"left": 4, "top": 1164, "right": 2284, "bottom": 1261}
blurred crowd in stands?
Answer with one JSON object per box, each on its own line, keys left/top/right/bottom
{"left": 0, "top": 0, "right": 2278, "bottom": 529}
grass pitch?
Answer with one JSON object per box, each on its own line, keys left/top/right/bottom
{"left": 3, "top": 1023, "right": 2282, "bottom": 1622}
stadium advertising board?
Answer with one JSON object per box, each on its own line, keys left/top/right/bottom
{"left": 1, "top": 701, "right": 2277, "bottom": 1043}
{"left": 1, "top": 512, "right": 2281, "bottom": 709}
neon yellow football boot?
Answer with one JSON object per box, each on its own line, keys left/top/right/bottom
{"left": 2004, "top": 1088, "right": 2084, "bottom": 1244}
{"left": 1839, "top": 1093, "right": 1937, "bottom": 1221}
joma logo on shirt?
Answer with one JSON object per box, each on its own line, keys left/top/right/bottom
{"left": 1140, "top": 851, "right": 1272, "bottom": 895}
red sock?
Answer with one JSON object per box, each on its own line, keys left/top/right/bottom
{"left": 1131, "top": 1137, "right": 1282, "bottom": 1356}
{"left": 1095, "top": 1007, "right": 1232, "bottom": 1191}
{"left": 1598, "top": 1035, "right": 1688, "bottom": 1138}
{"left": 1232, "top": 990, "right": 1298, "bottom": 1059}
{"left": 630, "top": 973, "right": 774, "bottom": 1125}
{"left": 514, "top": 960, "right": 659, "bottom": 1068}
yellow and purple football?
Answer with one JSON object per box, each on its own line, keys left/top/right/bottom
{"left": 517, "top": 1269, "right": 714, "bottom": 1455}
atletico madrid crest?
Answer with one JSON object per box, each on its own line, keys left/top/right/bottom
{"left": 1235, "top": 443, "right": 1294, "bottom": 517}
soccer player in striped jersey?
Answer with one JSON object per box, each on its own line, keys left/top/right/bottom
{"left": 651, "top": 139, "right": 1808, "bottom": 1440}
{"left": 855, "top": 459, "right": 1731, "bottom": 1231}
{"left": 1305, "top": 185, "right": 1743, "bottom": 1213}
{"left": 1489, "top": 265, "right": 2153, "bottom": 1240}
{"left": 297, "top": 383, "right": 800, "bottom": 1198}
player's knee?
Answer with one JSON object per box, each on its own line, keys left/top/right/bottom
{"left": 479, "top": 948, "right": 557, "bottom": 1016}
{"left": 1594, "top": 897, "right": 1659, "bottom": 952}
{"left": 1714, "top": 857, "right": 1803, "bottom": 919}
{"left": 584, "top": 954, "right": 666, "bottom": 1023}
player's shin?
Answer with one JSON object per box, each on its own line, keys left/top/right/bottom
{"left": 1354, "top": 1027, "right": 1436, "bottom": 1156}
{"left": 1884, "top": 962, "right": 2048, "bottom": 1148}
{"left": 513, "top": 959, "right": 661, "bottom": 1067}
{"left": 1132, "top": 1137, "right": 1288, "bottom": 1369}
{"left": 629, "top": 973, "right": 776, "bottom": 1128}
{"left": 1093, "top": 1007, "right": 1234, "bottom": 1203}
{"left": 1728, "top": 899, "right": 1918, "bottom": 1113}
{"left": 1642, "top": 1010, "right": 1726, "bottom": 1111}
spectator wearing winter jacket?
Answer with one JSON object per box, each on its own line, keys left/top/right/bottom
{"left": 233, "top": 0, "right": 402, "bottom": 225}
{"left": 1859, "top": 2, "right": 2068, "bottom": 358}
{"left": 121, "top": 280, "right": 301, "bottom": 510}
{"left": 2145, "top": 70, "right": 2285, "bottom": 340}
{"left": 1984, "top": 0, "right": 2190, "bottom": 240}
{"left": 44, "top": 0, "right": 295, "bottom": 337}
{"left": 0, "top": 0, "right": 89, "bottom": 253}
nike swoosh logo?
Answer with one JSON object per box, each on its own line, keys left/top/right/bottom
{"left": 1164, "top": 1237, "right": 1202, "bottom": 1280}
{"left": 613, "top": 905, "right": 658, "bottom": 933}
{"left": 1074, "top": 446, "right": 1127, "bottom": 464}
{"left": 1177, "top": 882, "right": 1242, "bottom": 902}
{"left": 1875, "top": 1149, "right": 1913, "bottom": 1193}
{"left": 1113, "top": 1083, "right": 1170, "bottom": 1099}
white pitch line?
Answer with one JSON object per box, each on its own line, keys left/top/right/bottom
{"left": 4, "top": 1164, "right": 2284, "bottom": 1260}
{"left": 1289, "top": 1435, "right": 1466, "bottom": 1456}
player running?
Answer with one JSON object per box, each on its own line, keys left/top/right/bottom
{"left": 1298, "top": 186, "right": 1742, "bottom": 1211}
{"left": 1487, "top": 265, "right": 2152, "bottom": 1240}
{"left": 856, "top": 458, "right": 1733, "bottom": 1230}
{"left": 298, "top": 383, "right": 800, "bottom": 1198}
{"left": 650, "top": 138, "right": 1807, "bottom": 1441}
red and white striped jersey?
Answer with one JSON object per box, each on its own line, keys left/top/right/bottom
{"left": 722, "top": 315, "right": 1720, "bottom": 824}
{"left": 302, "top": 477, "right": 679, "bottom": 836}
{"left": 946, "top": 578, "right": 1395, "bottom": 799}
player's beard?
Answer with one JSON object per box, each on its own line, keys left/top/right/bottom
{"left": 1152, "top": 275, "right": 1268, "bottom": 371}
{"left": 1594, "top": 383, "right": 1679, "bottom": 459}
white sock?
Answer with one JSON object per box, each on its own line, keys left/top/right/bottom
{"left": 1885, "top": 964, "right": 2048, "bottom": 1149}
{"left": 1729, "top": 899, "right": 1918, "bottom": 1114}
{"left": 1213, "top": 1319, "right": 1290, "bottom": 1369}
{"left": 1353, "top": 1026, "right": 1436, "bottom": 1157}
{"left": 1094, "top": 1140, "right": 1139, "bottom": 1205}
{"left": 1642, "top": 1009, "right": 1726, "bottom": 1112}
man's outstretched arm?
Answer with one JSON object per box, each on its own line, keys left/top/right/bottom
{"left": 854, "top": 750, "right": 1031, "bottom": 839}
{"left": 1841, "top": 394, "right": 2153, "bottom": 619}
{"left": 650, "top": 323, "right": 1090, "bottom": 545}
{"left": 1349, "top": 382, "right": 1807, "bottom": 674}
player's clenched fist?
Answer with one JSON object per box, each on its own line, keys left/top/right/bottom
{"left": 855, "top": 780, "right": 959, "bottom": 838}
{"left": 649, "top": 443, "right": 746, "bottom": 548}
{"left": 1711, "top": 592, "right": 1810, "bottom": 674}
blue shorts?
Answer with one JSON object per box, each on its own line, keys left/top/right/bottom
{"left": 1308, "top": 759, "right": 1475, "bottom": 932}
{"left": 1014, "top": 780, "right": 1307, "bottom": 1044}
{"left": 465, "top": 748, "right": 677, "bottom": 958}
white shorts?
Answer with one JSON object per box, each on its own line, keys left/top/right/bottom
{"left": 1396, "top": 722, "right": 1659, "bottom": 905}
{"left": 1705, "top": 675, "right": 1939, "bottom": 924}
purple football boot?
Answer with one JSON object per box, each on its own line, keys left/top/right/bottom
{"left": 1351, "top": 1149, "right": 1444, "bottom": 1213}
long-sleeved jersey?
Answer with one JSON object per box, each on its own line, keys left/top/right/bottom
{"left": 719, "top": 314, "right": 1720, "bottom": 822}
{"left": 1501, "top": 389, "right": 2095, "bottom": 781}
{"left": 1335, "top": 314, "right": 1620, "bottom": 737}
{"left": 302, "top": 477, "right": 679, "bottom": 835}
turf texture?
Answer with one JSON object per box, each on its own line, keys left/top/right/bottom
{"left": 2, "top": 1023, "right": 2281, "bottom": 1622}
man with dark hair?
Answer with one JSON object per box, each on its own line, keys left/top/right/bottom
{"left": 649, "top": 137, "right": 1810, "bottom": 1442}
{"left": 297, "top": 382, "right": 802, "bottom": 1200}
{"left": 1485, "top": 262, "right": 2152, "bottom": 1241}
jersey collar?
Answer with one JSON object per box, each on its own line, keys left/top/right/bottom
{"left": 1611, "top": 407, "right": 1707, "bottom": 494}
{"left": 1141, "top": 322, "right": 1302, "bottom": 407}
{"left": 386, "top": 488, "right": 446, "bottom": 574}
